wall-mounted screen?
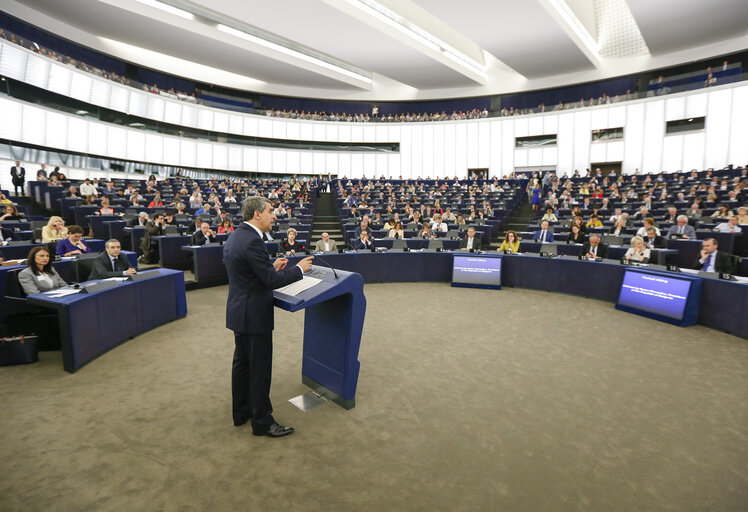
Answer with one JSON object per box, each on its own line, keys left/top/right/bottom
{"left": 615, "top": 269, "right": 702, "bottom": 326}
{"left": 451, "top": 254, "right": 502, "bottom": 289}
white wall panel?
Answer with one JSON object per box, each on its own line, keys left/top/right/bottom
{"left": 351, "top": 125, "right": 363, "bottom": 142}
{"left": 286, "top": 121, "right": 300, "bottom": 140}
{"left": 590, "top": 108, "right": 607, "bottom": 129}
{"left": 326, "top": 124, "right": 339, "bottom": 142}
{"left": 44, "top": 111, "right": 67, "bottom": 150}
{"left": 528, "top": 147, "right": 542, "bottom": 166}
{"left": 257, "top": 119, "right": 272, "bottom": 138}
{"left": 69, "top": 73, "right": 93, "bottom": 104}
{"left": 107, "top": 126, "right": 127, "bottom": 159}
{"left": 338, "top": 125, "right": 351, "bottom": 143}
{"left": 272, "top": 149, "right": 286, "bottom": 172}
{"left": 228, "top": 146, "right": 243, "bottom": 170}
{"left": 622, "top": 103, "right": 645, "bottom": 173}
{"left": 543, "top": 115, "right": 558, "bottom": 135}
{"left": 350, "top": 153, "right": 364, "bottom": 178}
{"left": 443, "top": 124, "right": 455, "bottom": 177}
{"left": 704, "top": 89, "right": 732, "bottom": 169}
{"left": 127, "top": 130, "right": 146, "bottom": 162}
{"left": 665, "top": 96, "right": 686, "bottom": 121}
{"left": 213, "top": 112, "right": 229, "bottom": 134}
{"left": 197, "top": 109, "right": 214, "bottom": 131}
{"left": 514, "top": 149, "right": 528, "bottom": 167}
{"left": 433, "top": 124, "right": 445, "bottom": 177}
{"left": 466, "top": 123, "right": 478, "bottom": 169}
{"left": 144, "top": 134, "right": 162, "bottom": 165}
{"left": 299, "top": 151, "right": 313, "bottom": 173}
{"left": 108, "top": 82, "right": 128, "bottom": 113}
{"left": 163, "top": 137, "right": 180, "bottom": 165}
{"left": 338, "top": 152, "right": 350, "bottom": 176}
{"left": 388, "top": 126, "right": 400, "bottom": 143}
{"left": 243, "top": 147, "right": 258, "bottom": 172}
{"left": 388, "top": 153, "right": 400, "bottom": 178}
{"left": 376, "top": 153, "right": 388, "bottom": 176}
{"left": 243, "top": 116, "right": 258, "bottom": 137}
{"left": 661, "top": 135, "right": 684, "bottom": 172}
{"left": 272, "top": 120, "right": 287, "bottom": 140}
{"left": 327, "top": 153, "right": 340, "bottom": 174}
{"left": 257, "top": 149, "right": 272, "bottom": 172}
{"left": 589, "top": 142, "right": 606, "bottom": 163}
{"left": 286, "top": 151, "right": 300, "bottom": 173}
{"left": 682, "top": 133, "right": 705, "bottom": 172}
{"left": 363, "top": 125, "right": 376, "bottom": 142}
{"left": 128, "top": 90, "right": 147, "bottom": 118}
{"left": 179, "top": 140, "right": 197, "bottom": 168}
{"left": 455, "top": 123, "right": 467, "bottom": 177}
{"left": 67, "top": 117, "right": 88, "bottom": 154}
{"left": 25, "top": 54, "right": 50, "bottom": 89}
{"left": 607, "top": 141, "right": 624, "bottom": 162}
{"left": 299, "top": 122, "right": 313, "bottom": 141}
{"left": 478, "top": 122, "right": 490, "bottom": 168}
{"left": 422, "top": 125, "right": 434, "bottom": 176}
{"left": 410, "top": 125, "right": 423, "bottom": 177}
{"left": 313, "top": 152, "right": 326, "bottom": 173}
{"left": 542, "top": 147, "right": 557, "bottom": 167}
{"left": 489, "top": 121, "right": 502, "bottom": 176}
{"left": 229, "top": 114, "right": 244, "bottom": 136}
{"left": 528, "top": 116, "right": 543, "bottom": 135}
{"left": 47, "top": 63, "right": 73, "bottom": 97}
{"left": 728, "top": 86, "right": 748, "bottom": 165}
{"left": 501, "top": 120, "right": 514, "bottom": 175}
{"left": 0, "top": 42, "right": 27, "bottom": 79}
{"left": 556, "top": 113, "right": 574, "bottom": 173}
{"left": 163, "top": 100, "right": 182, "bottom": 125}
{"left": 196, "top": 141, "right": 213, "bottom": 168}
{"left": 213, "top": 144, "right": 228, "bottom": 170}
{"left": 363, "top": 153, "right": 376, "bottom": 176}
{"left": 22, "top": 106, "right": 45, "bottom": 147}
{"left": 641, "top": 101, "right": 665, "bottom": 173}
{"left": 686, "top": 93, "right": 707, "bottom": 118}
{"left": 313, "top": 123, "right": 326, "bottom": 141}
{"left": 573, "top": 110, "right": 591, "bottom": 171}
{"left": 608, "top": 106, "right": 626, "bottom": 128}
{"left": 376, "top": 125, "right": 388, "bottom": 142}
{"left": 181, "top": 105, "right": 198, "bottom": 129}
{"left": 147, "top": 97, "right": 165, "bottom": 122}
{"left": 513, "top": 117, "right": 528, "bottom": 137}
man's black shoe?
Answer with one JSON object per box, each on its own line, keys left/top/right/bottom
{"left": 252, "top": 422, "right": 294, "bottom": 437}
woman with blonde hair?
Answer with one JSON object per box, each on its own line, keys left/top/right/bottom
{"left": 41, "top": 216, "right": 68, "bottom": 242}
{"left": 623, "top": 236, "right": 650, "bottom": 263}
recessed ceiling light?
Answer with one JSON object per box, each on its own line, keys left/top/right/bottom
{"left": 134, "top": 0, "right": 194, "bottom": 20}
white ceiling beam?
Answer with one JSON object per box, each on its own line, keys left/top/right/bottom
{"left": 537, "top": 0, "right": 602, "bottom": 68}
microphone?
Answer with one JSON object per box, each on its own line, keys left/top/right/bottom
{"left": 312, "top": 254, "right": 339, "bottom": 279}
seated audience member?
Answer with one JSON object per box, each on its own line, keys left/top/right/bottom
{"left": 83, "top": 195, "right": 96, "bottom": 206}
{"left": 80, "top": 178, "right": 98, "bottom": 197}
{"left": 431, "top": 215, "right": 448, "bottom": 233}
{"left": 644, "top": 227, "right": 666, "bottom": 249}
{"left": 533, "top": 220, "right": 554, "bottom": 243}
{"left": 687, "top": 203, "right": 702, "bottom": 221}
{"left": 582, "top": 234, "right": 608, "bottom": 260}
{"left": 36, "top": 164, "right": 47, "bottom": 181}
{"left": 567, "top": 224, "right": 586, "bottom": 245}
{"left": 733, "top": 206, "right": 746, "bottom": 224}
{"left": 352, "top": 230, "right": 373, "bottom": 250}
{"left": 314, "top": 232, "right": 337, "bottom": 252}
{"left": 585, "top": 214, "right": 603, "bottom": 228}
{"left": 609, "top": 218, "right": 627, "bottom": 237}
{"left": 148, "top": 193, "right": 164, "bottom": 208}
{"left": 97, "top": 197, "right": 115, "bottom": 215}
{"left": 0, "top": 192, "right": 12, "bottom": 204}
{"left": 714, "top": 216, "right": 742, "bottom": 233}
{"left": 692, "top": 238, "right": 736, "bottom": 273}
{"left": 66, "top": 186, "right": 80, "bottom": 199}
{"left": 383, "top": 217, "right": 396, "bottom": 231}
{"left": 663, "top": 207, "right": 678, "bottom": 224}
{"left": 129, "top": 212, "right": 149, "bottom": 227}
{"left": 570, "top": 215, "right": 587, "bottom": 235}
{"left": 388, "top": 221, "right": 405, "bottom": 239}
{"left": 18, "top": 246, "right": 67, "bottom": 295}
{"left": 418, "top": 222, "right": 435, "bottom": 239}
{"left": 623, "top": 236, "right": 650, "bottom": 263}
{"left": 498, "top": 231, "right": 521, "bottom": 253}
{"left": 191, "top": 221, "right": 217, "bottom": 246}
{"left": 56, "top": 225, "right": 91, "bottom": 257}
{"left": 89, "top": 239, "right": 136, "bottom": 280}
{"left": 164, "top": 210, "right": 178, "bottom": 226}
{"left": 354, "top": 219, "right": 370, "bottom": 239}
{"left": 174, "top": 202, "right": 187, "bottom": 215}
{"left": 0, "top": 204, "right": 23, "bottom": 221}
{"left": 42, "top": 216, "right": 68, "bottom": 242}
{"left": 666, "top": 215, "right": 697, "bottom": 239}
{"left": 459, "top": 226, "right": 482, "bottom": 251}
{"left": 0, "top": 220, "right": 13, "bottom": 245}
{"left": 191, "top": 217, "right": 203, "bottom": 234}
{"left": 139, "top": 213, "right": 166, "bottom": 263}
{"left": 636, "top": 217, "right": 660, "bottom": 238}
{"left": 217, "top": 218, "right": 234, "bottom": 234}
{"left": 214, "top": 210, "right": 230, "bottom": 227}
{"left": 540, "top": 207, "right": 558, "bottom": 223}
{"left": 281, "top": 228, "right": 304, "bottom": 256}
{"left": 710, "top": 205, "right": 734, "bottom": 219}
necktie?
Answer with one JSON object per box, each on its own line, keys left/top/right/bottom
{"left": 541, "top": 231, "right": 546, "bottom": 242}
{"left": 679, "top": 226, "right": 683, "bottom": 234}
{"left": 701, "top": 254, "right": 711, "bottom": 272}
{"left": 112, "top": 258, "right": 118, "bottom": 272}
{"left": 592, "top": 246, "right": 596, "bottom": 256}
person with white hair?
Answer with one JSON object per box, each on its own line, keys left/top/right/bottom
{"left": 665, "top": 215, "right": 696, "bottom": 239}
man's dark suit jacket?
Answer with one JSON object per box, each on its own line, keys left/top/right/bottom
{"left": 352, "top": 238, "right": 372, "bottom": 250}
{"left": 224, "top": 223, "right": 302, "bottom": 334}
{"left": 191, "top": 230, "right": 217, "bottom": 246}
{"left": 89, "top": 251, "right": 133, "bottom": 280}
{"left": 582, "top": 242, "right": 608, "bottom": 258}
{"left": 10, "top": 166, "right": 25, "bottom": 184}
{"left": 459, "top": 236, "right": 482, "bottom": 250}
{"left": 644, "top": 235, "right": 667, "bottom": 249}
{"left": 1, "top": 227, "right": 13, "bottom": 243}
{"left": 128, "top": 218, "right": 147, "bottom": 227}
{"left": 692, "top": 251, "right": 737, "bottom": 274}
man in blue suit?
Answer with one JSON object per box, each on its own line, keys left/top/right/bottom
{"left": 224, "top": 196, "right": 313, "bottom": 437}
{"left": 533, "top": 220, "right": 555, "bottom": 243}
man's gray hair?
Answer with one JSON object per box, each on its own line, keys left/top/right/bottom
{"left": 105, "top": 238, "right": 121, "bottom": 248}
{"left": 242, "top": 196, "right": 270, "bottom": 221}
{"left": 676, "top": 214, "right": 689, "bottom": 222}
{"left": 138, "top": 212, "right": 148, "bottom": 218}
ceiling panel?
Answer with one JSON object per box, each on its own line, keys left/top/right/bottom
{"left": 412, "top": 0, "right": 594, "bottom": 78}
{"left": 190, "top": 0, "right": 477, "bottom": 88}
{"left": 20, "top": 0, "right": 357, "bottom": 89}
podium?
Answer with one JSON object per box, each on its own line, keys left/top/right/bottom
{"left": 273, "top": 265, "right": 366, "bottom": 409}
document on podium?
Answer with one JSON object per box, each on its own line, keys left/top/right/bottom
{"left": 276, "top": 276, "right": 322, "bottom": 296}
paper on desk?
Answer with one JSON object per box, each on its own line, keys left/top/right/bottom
{"left": 275, "top": 276, "right": 321, "bottom": 296}
{"left": 45, "top": 288, "right": 81, "bottom": 297}
{"left": 678, "top": 268, "right": 700, "bottom": 274}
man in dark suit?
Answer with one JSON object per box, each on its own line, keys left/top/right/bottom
{"left": 139, "top": 213, "right": 165, "bottom": 264}
{"left": 191, "top": 222, "right": 217, "bottom": 246}
{"left": 643, "top": 227, "right": 666, "bottom": 249}
{"left": 533, "top": 221, "right": 555, "bottom": 243}
{"left": 224, "top": 196, "right": 313, "bottom": 438}
{"left": 692, "top": 238, "right": 736, "bottom": 274}
{"left": 459, "top": 226, "right": 482, "bottom": 251}
{"left": 89, "top": 239, "right": 136, "bottom": 280}
{"left": 0, "top": 222, "right": 13, "bottom": 245}
{"left": 582, "top": 234, "right": 608, "bottom": 260}
{"left": 128, "top": 212, "right": 149, "bottom": 227}
{"left": 10, "top": 161, "right": 26, "bottom": 196}
{"left": 352, "top": 229, "right": 372, "bottom": 250}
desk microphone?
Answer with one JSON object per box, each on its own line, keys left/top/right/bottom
{"left": 311, "top": 255, "right": 339, "bottom": 279}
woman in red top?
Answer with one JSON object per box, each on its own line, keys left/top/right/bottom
{"left": 217, "top": 218, "right": 234, "bottom": 234}
{"left": 148, "top": 193, "right": 163, "bottom": 208}
{"left": 97, "top": 198, "right": 114, "bottom": 215}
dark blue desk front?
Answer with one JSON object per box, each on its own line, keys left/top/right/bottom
{"left": 26, "top": 269, "right": 187, "bottom": 373}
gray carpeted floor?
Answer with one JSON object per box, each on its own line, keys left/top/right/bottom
{"left": 1, "top": 283, "right": 746, "bottom": 511}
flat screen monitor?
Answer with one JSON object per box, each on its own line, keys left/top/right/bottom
{"left": 615, "top": 269, "right": 702, "bottom": 326}
{"left": 451, "top": 254, "right": 502, "bottom": 289}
